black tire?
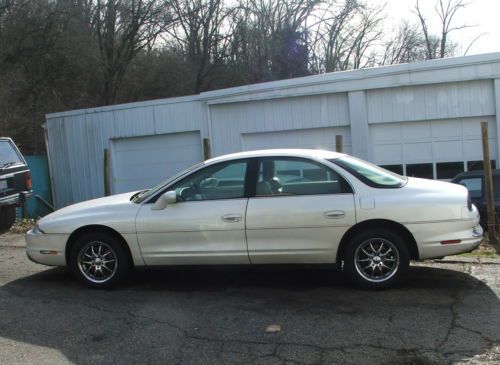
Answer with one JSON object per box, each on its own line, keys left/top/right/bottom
{"left": 0, "top": 206, "right": 16, "bottom": 230}
{"left": 69, "top": 232, "right": 131, "bottom": 289}
{"left": 343, "top": 229, "right": 410, "bottom": 289}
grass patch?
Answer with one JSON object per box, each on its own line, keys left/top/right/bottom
{"left": 9, "top": 218, "right": 37, "bottom": 234}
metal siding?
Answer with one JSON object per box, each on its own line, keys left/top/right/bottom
{"left": 241, "top": 127, "right": 352, "bottom": 154}
{"left": 370, "top": 117, "right": 497, "bottom": 166}
{"left": 210, "top": 93, "right": 349, "bottom": 156}
{"left": 46, "top": 100, "right": 205, "bottom": 208}
{"left": 366, "top": 80, "right": 495, "bottom": 124}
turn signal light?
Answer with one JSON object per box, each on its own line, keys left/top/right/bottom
{"left": 26, "top": 171, "right": 32, "bottom": 191}
{"left": 441, "top": 239, "right": 461, "bottom": 245}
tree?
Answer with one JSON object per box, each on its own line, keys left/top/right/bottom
{"left": 91, "top": 0, "right": 173, "bottom": 104}
{"left": 380, "top": 21, "right": 428, "bottom": 65}
{"left": 413, "top": 0, "right": 470, "bottom": 59}
{"left": 168, "top": 0, "right": 233, "bottom": 94}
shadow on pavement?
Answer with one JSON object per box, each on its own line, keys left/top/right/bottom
{"left": 0, "top": 265, "right": 499, "bottom": 364}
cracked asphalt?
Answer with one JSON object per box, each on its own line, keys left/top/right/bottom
{"left": 1, "top": 233, "right": 500, "bottom": 364}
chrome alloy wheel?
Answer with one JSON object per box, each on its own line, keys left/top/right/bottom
{"left": 77, "top": 241, "right": 118, "bottom": 284}
{"left": 354, "top": 238, "right": 400, "bottom": 283}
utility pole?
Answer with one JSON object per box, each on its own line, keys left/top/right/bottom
{"left": 481, "top": 122, "right": 497, "bottom": 244}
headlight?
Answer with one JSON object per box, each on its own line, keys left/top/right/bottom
{"left": 31, "top": 224, "right": 45, "bottom": 235}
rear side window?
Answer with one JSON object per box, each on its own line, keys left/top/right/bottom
{"left": 331, "top": 156, "right": 407, "bottom": 188}
{"left": 0, "top": 140, "right": 23, "bottom": 166}
{"left": 256, "top": 157, "right": 352, "bottom": 196}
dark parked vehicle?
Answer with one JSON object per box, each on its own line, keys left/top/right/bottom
{"left": 0, "top": 137, "right": 31, "bottom": 230}
{"left": 451, "top": 169, "right": 500, "bottom": 229}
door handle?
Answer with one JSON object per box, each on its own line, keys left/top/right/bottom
{"left": 221, "top": 214, "right": 242, "bottom": 223}
{"left": 324, "top": 210, "right": 345, "bottom": 219}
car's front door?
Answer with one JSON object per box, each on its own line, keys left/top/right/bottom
{"left": 136, "top": 159, "right": 251, "bottom": 265}
{"left": 246, "top": 157, "right": 356, "bottom": 264}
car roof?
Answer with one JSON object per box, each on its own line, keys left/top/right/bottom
{"left": 205, "top": 149, "right": 346, "bottom": 164}
{"left": 453, "top": 169, "right": 500, "bottom": 179}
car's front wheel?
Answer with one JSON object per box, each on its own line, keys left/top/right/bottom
{"left": 343, "top": 229, "right": 409, "bottom": 289}
{"left": 69, "top": 232, "right": 131, "bottom": 289}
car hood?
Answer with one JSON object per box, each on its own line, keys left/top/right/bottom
{"left": 38, "top": 192, "right": 141, "bottom": 234}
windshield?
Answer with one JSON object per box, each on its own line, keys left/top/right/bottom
{"left": 330, "top": 156, "right": 407, "bottom": 188}
{"left": 132, "top": 162, "right": 205, "bottom": 203}
{"left": 0, "top": 140, "right": 23, "bottom": 166}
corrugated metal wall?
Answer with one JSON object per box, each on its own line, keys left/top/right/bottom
{"left": 46, "top": 98, "right": 206, "bottom": 208}
{"left": 209, "top": 94, "right": 349, "bottom": 156}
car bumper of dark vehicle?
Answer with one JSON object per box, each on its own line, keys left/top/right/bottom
{"left": 0, "top": 191, "right": 32, "bottom": 207}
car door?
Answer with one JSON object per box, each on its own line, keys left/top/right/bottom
{"left": 246, "top": 157, "right": 355, "bottom": 264}
{"left": 135, "top": 159, "right": 251, "bottom": 265}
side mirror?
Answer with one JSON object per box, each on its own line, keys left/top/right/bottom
{"left": 151, "top": 190, "right": 177, "bottom": 210}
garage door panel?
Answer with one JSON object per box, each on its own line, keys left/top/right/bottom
{"left": 242, "top": 127, "right": 351, "bottom": 154}
{"left": 371, "top": 117, "right": 497, "bottom": 168}
{"left": 111, "top": 132, "right": 202, "bottom": 194}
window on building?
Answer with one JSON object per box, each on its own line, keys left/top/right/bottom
{"left": 379, "top": 165, "right": 404, "bottom": 175}
{"left": 406, "top": 163, "right": 433, "bottom": 179}
{"left": 436, "top": 162, "right": 464, "bottom": 180}
{"left": 467, "top": 160, "right": 496, "bottom": 171}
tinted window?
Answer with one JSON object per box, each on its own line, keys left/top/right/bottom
{"left": 436, "top": 162, "right": 464, "bottom": 179}
{"left": 467, "top": 160, "right": 496, "bottom": 171}
{"left": 457, "top": 177, "right": 482, "bottom": 199}
{"left": 406, "top": 163, "right": 433, "bottom": 179}
{"left": 171, "top": 160, "right": 247, "bottom": 201}
{"left": 332, "top": 156, "right": 406, "bottom": 188}
{"left": 494, "top": 177, "right": 500, "bottom": 199}
{"left": 0, "top": 141, "right": 23, "bottom": 165}
{"left": 380, "top": 164, "right": 403, "bottom": 175}
{"left": 256, "top": 158, "right": 351, "bottom": 196}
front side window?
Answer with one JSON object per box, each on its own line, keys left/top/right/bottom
{"left": 170, "top": 160, "right": 248, "bottom": 201}
{"left": 331, "top": 156, "right": 407, "bottom": 188}
{"left": 457, "top": 177, "right": 483, "bottom": 199}
{"left": 256, "top": 157, "right": 352, "bottom": 196}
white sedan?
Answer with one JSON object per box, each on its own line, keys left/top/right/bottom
{"left": 26, "top": 149, "right": 482, "bottom": 289}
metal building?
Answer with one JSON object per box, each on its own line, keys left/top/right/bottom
{"left": 45, "top": 53, "right": 500, "bottom": 208}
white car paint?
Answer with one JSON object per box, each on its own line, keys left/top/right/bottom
{"left": 26, "top": 149, "right": 482, "bottom": 271}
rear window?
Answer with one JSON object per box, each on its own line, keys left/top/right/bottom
{"left": 0, "top": 140, "right": 23, "bottom": 166}
{"left": 331, "top": 156, "right": 407, "bottom": 188}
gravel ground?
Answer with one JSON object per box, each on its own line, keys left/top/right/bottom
{"left": 0, "top": 232, "right": 499, "bottom": 365}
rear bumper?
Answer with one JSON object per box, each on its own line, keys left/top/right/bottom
{"left": 408, "top": 221, "right": 483, "bottom": 260}
{"left": 0, "top": 191, "right": 32, "bottom": 207}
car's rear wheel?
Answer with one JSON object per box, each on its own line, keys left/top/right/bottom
{"left": 343, "top": 229, "right": 409, "bottom": 289}
{"left": 69, "top": 232, "right": 131, "bottom": 289}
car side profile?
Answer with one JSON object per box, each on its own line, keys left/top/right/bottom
{"left": 26, "top": 149, "right": 482, "bottom": 289}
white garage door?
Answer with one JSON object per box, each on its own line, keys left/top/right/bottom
{"left": 370, "top": 117, "right": 497, "bottom": 179}
{"left": 242, "top": 127, "right": 351, "bottom": 154}
{"left": 111, "top": 132, "right": 202, "bottom": 194}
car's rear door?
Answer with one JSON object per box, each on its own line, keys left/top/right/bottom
{"left": 135, "top": 159, "right": 251, "bottom": 265}
{"left": 246, "top": 157, "right": 356, "bottom": 264}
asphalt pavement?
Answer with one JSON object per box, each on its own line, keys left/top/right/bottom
{"left": 0, "top": 233, "right": 499, "bottom": 365}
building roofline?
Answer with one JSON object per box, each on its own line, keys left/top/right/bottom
{"left": 46, "top": 52, "right": 500, "bottom": 120}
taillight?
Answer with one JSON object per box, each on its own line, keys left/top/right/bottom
{"left": 467, "top": 191, "right": 472, "bottom": 211}
{"left": 26, "top": 171, "right": 32, "bottom": 191}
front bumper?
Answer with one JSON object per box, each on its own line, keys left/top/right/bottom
{"left": 25, "top": 229, "right": 68, "bottom": 266}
